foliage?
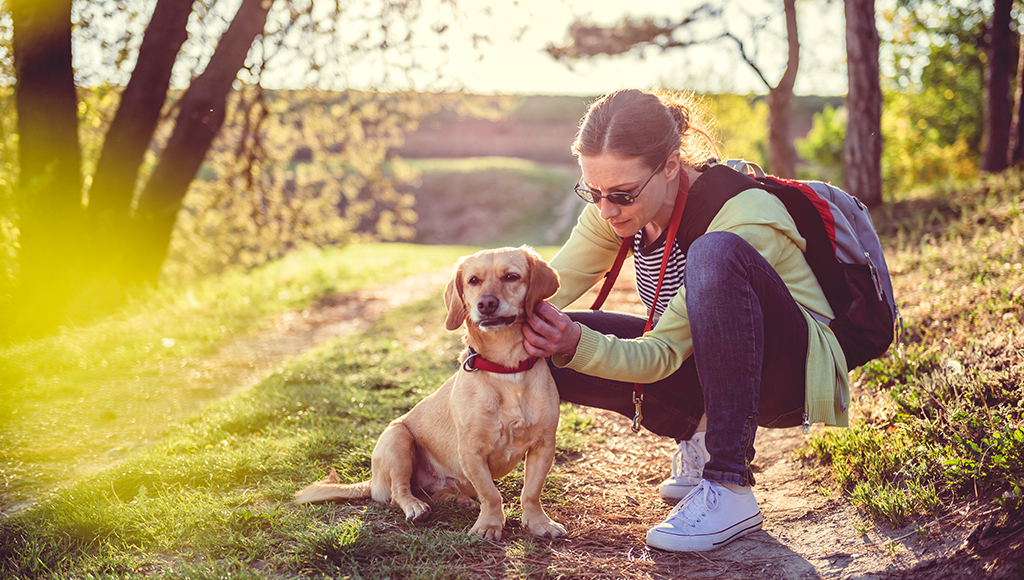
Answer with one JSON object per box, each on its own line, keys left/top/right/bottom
{"left": 796, "top": 82, "right": 982, "bottom": 196}
{"left": 878, "top": 0, "right": 985, "bottom": 192}
{"left": 807, "top": 170, "right": 1024, "bottom": 526}
{"left": 880, "top": 87, "right": 982, "bottom": 194}
{"left": 796, "top": 0, "right": 988, "bottom": 196}
{"left": 796, "top": 104, "right": 845, "bottom": 185}
{"left": 164, "top": 89, "right": 448, "bottom": 282}
{"left": 883, "top": 0, "right": 987, "bottom": 94}
{"left": 707, "top": 93, "right": 768, "bottom": 167}
{"left": 0, "top": 0, "right": 482, "bottom": 341}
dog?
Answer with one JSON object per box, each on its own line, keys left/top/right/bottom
{"left": 294, "top": 246, "right": 566, "bottom": 541}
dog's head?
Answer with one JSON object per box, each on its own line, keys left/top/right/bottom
{"left": 443, "top": 246, "right": 559, "bottom": 332}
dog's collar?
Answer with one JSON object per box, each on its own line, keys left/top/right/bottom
{"left": 462, "top": 347, "right": 538, "bottom": 374}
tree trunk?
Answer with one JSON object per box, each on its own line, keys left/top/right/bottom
{"left": 766, "top": 0, "right": 800, "bottom": 178}
{"left": 982, "top": 0, "right": 1015, "bottom": 173}
{"left": 844, "top": 0, "right": 883, "bottom": 208}
{"left": 87, "top": 0, "right": 194, "bottom": 279}
{"left": 9, "top": 0, "right": 83, "bottom": 337}
{"left": 126, "top": 0, "right": 275, "bottom": 285}
{"left": 1009, "top": 33, "right": 1024, "bottom": 167}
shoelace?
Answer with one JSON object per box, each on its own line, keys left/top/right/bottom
{"left": 668, "top": 480, "right": 720, "bottom": 528}
{"left": 669, "top": 438, "right": 705, "bottom": 479}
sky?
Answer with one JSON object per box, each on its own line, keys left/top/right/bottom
{"left": 409, "top": 0, "right": 850, "bottom": 97}
{"left": 73, "top": 0, "right": 850, "bottom": 97}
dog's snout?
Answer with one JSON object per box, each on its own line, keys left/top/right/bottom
{"left": 477, "top": 295, "right": 500, "bottom": 316}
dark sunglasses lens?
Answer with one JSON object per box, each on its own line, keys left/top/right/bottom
{"left": 608, "top": 193, "right": 634, "bottom": 206}
{"left": 575, "top": 187, "right": 595, "bottom": 203}
{"left": 575, "top": 185, "right": 634, "bottom": 206}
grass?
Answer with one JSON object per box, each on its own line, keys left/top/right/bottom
{"left": 0, "top": 243, "right": 475, "bottom": 504}
{"left": 1, "top": 170, "right": 1023, "bottom": 577}
{"left": 805, "top": 170, "right": 1024, "bottom": 526}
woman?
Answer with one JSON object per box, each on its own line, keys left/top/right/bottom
{"left": 522, "top": 89, "right": 850, "bottom": 553}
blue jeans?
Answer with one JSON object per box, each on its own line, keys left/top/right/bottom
{"left": 551, "top": 231, "right": 808, "bottom": 486}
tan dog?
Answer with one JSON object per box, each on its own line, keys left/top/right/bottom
{"left": 294, "top": 246, "right": 566, "bottom": 541}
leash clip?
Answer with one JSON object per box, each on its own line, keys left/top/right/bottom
{"left": 462, "top": 349, "right": 480, "bottom": 372}
{"left": 631, "top": 392, "right": 644, "bottom": 433}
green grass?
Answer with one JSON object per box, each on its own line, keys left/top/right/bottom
{"left": 0, "top": 243, "right": 476, "bottom": 504}
{"left": 806, "top": 170, "right": 1024, "bottom": 526}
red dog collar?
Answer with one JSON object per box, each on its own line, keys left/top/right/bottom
{"left": 463, "top": 348, "right": 538, "bottom": 374}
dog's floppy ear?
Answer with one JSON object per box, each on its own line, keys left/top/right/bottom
{"left": 443, "top": 262, "right": 467, "bottom": 331}
{"left": 522, "top": 246, "right": 560, "bottom": 313}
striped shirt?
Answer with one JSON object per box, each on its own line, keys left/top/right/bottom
{"left": 632, "top": 230, "right": 685, "bottom": 319}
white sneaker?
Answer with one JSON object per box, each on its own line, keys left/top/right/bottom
{"left": 646, "top": 479, "right": 763, "bottom": 552}
{"left": 658, "top": 432, "right": 711, "bottom": 502}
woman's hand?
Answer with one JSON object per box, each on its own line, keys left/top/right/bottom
{"left": 523, "top": 301, "right": 582, "bottom": 359}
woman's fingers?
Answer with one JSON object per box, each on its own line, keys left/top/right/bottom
{"left": 524, "top": 301, "right": 581, "bottom": 358}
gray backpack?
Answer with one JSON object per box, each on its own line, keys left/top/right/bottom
{"left": 678, "top": 160, "right": 901, "bottom": 369}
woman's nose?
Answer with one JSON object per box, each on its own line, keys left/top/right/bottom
{"left": 597, "top": 198, "right": 620, "bottom": 220}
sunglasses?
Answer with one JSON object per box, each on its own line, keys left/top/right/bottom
{"left": 574, "top": 160, "right": 665, "bottom": 207}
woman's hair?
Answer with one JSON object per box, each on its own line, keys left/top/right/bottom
{"left": 571, "top": 89, "right": 721, "bottom": 170}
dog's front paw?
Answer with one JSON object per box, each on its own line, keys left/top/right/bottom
{"left": 524, "top": 517, "right": 567, "bottom": 539}
{"left": 469, "top": 517, "right": 504, "bottom": 541}
{"left": 400, "top": 498, "right": 431, "bottom": 522}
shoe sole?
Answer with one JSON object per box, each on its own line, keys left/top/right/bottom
{"left": 660, "top": 492, "right": 690, "bottom": 503}
{"left": 646, "top": 512, "right": 763, "bottom": 552}
{"left": 659, "top": 483, "right": 699, "bottom": 503}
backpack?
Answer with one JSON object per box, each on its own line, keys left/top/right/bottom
{"left": 682, "top": 160, "right": 900, "bottom": 369}
{"left": 592, "top": 160, "right": 901, "bottom": 370}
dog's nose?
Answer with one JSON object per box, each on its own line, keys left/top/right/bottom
{"left": 477, "top": 295, "right": 500, "bottom": 316}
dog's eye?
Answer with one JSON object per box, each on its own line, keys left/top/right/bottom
{"left": 503, "top": 273, "right": 521, "bottom": 282}
{"left": 467, "top": 276, "right": 481, "bottom": 286}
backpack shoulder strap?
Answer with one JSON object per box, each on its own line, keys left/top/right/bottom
{"left": 676, "top": 164, "right": 764, "bottom": 252}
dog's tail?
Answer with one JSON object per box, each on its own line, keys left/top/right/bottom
{"left": 293, "top": 469, "right": 373, "bottom": 505}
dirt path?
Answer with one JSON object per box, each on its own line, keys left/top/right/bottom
{"left": 556, "top": 409, "right": 1000, "bottom": 579}
{"left": 206, "top": 262, "right": 1013, "bottom": 578}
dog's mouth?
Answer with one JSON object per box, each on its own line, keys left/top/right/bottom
{"left": 476, "top": 315, "right": 519, "bottom": 329}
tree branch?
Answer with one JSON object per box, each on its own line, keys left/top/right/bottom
{"left": 720, "top": 32, "right": 771, "bottom": 89}
{"left": 546, "top": 4, "right": 720, "bottom": 64}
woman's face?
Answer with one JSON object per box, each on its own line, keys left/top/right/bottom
{"left": 578, "top": 152, "right": 679, "bottom": 238}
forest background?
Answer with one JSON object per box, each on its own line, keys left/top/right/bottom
{"left": 3, "top": 0, "right": 1019, "bottom": 341}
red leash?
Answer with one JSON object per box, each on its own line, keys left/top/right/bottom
{"left": 590, "top": 170, "right": 690, "bottom": 432}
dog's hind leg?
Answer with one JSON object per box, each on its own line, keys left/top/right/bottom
{"left": 371, "top": 422, "right": 431, "bottom": 522}
{"left": 431, "top": 487, "right": 479, "bottom": 511}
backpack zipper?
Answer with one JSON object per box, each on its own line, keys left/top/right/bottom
{"left": 865, "top": 251, "right": 884, "bottom": 300}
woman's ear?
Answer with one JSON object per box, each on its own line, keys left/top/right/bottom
{"left": 663, "top": 150, "right": 682, "bottom": 180}
{"left": 522, "top": 246, "right": 560, "bottom": 313}
{"left": 443, "top": 264, "right": 467, "bottom": 331}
